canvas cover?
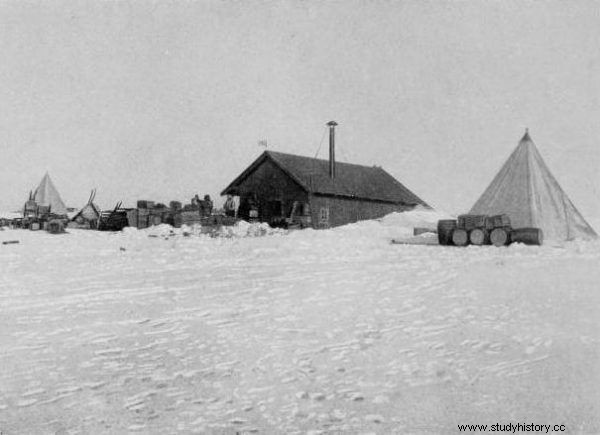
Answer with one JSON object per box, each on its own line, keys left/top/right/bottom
{"left": 34, "top": 173, "right": 68, "bottom": 216}
{"left": 78, "top": 204, "right": 100, "bottom": 220}
{"left": 470, "top": 132, "right": 597, "bottom": 241}
{"left": 72, "top": 189, "right": 101, "bottom": 222}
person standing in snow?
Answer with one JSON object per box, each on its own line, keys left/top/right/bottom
{"left": 192, "top": 194, "right": 201, "bottom": 210}
{"left": 203, "top": 195, "right": 213, "bottom": 216}
{"left": 224, "top": 195, "right": 236, "bottom": 217}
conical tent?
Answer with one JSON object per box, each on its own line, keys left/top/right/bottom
{"left": 75, "top": 203, "right": 101, "bottom": 221}
{"left": 72, "top": 189, "right": 100, "bottom": 224}
{"left": 470, "top": 131, "right": 597, "bottom": 241}
{"left": 33, "top": 173, "right": 68, "bottom": 216}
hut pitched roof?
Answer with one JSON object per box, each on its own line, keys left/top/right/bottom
{"left": 222, "top": 151, "right": 429, "bottom": 206}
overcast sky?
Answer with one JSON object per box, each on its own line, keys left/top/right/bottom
{"left": 1, "top": 0, "right": 599, "bottom": 219}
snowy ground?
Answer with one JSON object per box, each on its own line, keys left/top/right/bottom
{"left": 1, "top": 211, "right": 599, "bottom": 434}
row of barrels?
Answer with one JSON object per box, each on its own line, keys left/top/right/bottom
{"left": 437, "top": 219, "right": 543, "bottom": 246}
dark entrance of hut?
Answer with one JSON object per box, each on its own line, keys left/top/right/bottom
{"left": 237, "top": 191, "right": 310, "bottom": 228}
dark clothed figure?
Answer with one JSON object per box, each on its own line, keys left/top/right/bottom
{"left": 203, "top": 195, "right": 213, "bottom": 216}
{"left": 238, "top": 197, "right": 250, "bottom": 221}
{"left": 224, "top": 195, "right": 236, "bottom": 218}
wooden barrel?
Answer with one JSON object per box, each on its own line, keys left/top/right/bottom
{"left": 490, "top": 228, "right": 509, "bottom": 246}
{"left": 510, "top": 228, "right": 543, "bottom": 246}
{"left": 452, "top": 228, "right": 469, "bottom": 246}
{"left": 469, "top": 228, "right": 487, "bottom": 245}
{"left": 437, "top": 219, "right": 457, "bottom": 245}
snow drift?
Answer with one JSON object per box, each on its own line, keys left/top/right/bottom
{"left": 0, "top": 208, "right": 599, "bottom": 434}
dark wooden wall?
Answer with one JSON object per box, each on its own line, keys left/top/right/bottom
{"left": 309, "top": 194, "right": 414, "bottom": 228}
{"left": 233, "top": 159, "right": 308, "bottom": 222}
{"left": 230, "top": 158, "right": 415, "bottom": 228}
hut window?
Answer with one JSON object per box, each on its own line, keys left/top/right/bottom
{"left": 319, "top": 207, "right": 329, "bottom": 224}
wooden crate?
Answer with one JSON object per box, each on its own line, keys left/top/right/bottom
{"left": 137, "top": 200, "right": 155, "bottom": 209}
{"left": 457, "top": 214, "right": 487, "bottom": 231}
{"left": 488, "top": 214, "right": 511, "bottom": 229}
{"left": 137, "top": 208, "right": 150, "bottom": 229}
{"left": 126, "top": 209, "right": 138, "bottom": 228}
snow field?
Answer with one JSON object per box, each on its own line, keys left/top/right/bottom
{"left": 0, "top": 210, "right": 599, "bottom": 434}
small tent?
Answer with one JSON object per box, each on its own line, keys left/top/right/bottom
{"left": 33, "top": 173, "right": 68, "bottom": 216}
{"left": 71, "top": 189, "right": 101, "bottom": 228}
{"left": 470, "top": 131, "right": 597, "bottom": 241}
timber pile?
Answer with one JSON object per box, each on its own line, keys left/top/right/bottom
{"left": 437, "top": 213, "right": 543, "bottom": 247}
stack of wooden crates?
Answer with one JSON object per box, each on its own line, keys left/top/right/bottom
{"left": 134, "top": 200, "right": 207, "bottom": 229}
{"left": 130, "top": 199, "right": 238, "bottom": 231}
{"left": 135, "top": 201, "right": 177, "bottom": 229}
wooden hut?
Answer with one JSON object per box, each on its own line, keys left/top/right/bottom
{"left": 221, "top": 122, "right": 429, "bottom": 229}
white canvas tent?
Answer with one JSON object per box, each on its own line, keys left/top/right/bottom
{"left": 71, "top": 189, "right": 101, "bottom": 228}
{"left": 33, "top": 172, "right": 68, "bottom": 216}
{"left": 470, "top": 131, "right": 597, "bottom": 242}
